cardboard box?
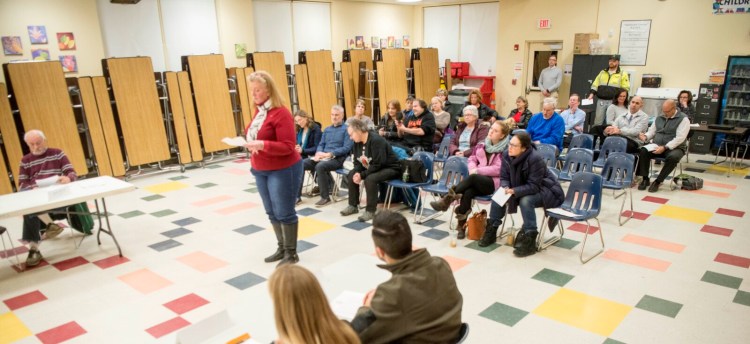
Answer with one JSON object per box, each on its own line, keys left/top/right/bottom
{"left": 574, "top": 33, "right": 599, "bottom": 54}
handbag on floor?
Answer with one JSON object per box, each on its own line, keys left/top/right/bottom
{"left": 466, "top": 209, "right": 487, "bottom": 241}
{"left": 673, "top": 174, "right": 703, "bottom": 190}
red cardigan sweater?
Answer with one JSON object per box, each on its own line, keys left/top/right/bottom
{"left": 246, "top": 106, "right": 300, "bottom": 171}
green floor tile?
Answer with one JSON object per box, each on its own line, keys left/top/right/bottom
{"left": 169, "top": 175, "right": 189, "bottom": 181}
{"left": 635, "top": 295, "right": 683, "bottom": 318}
{"left": 196, "top": 182, "right": 217, "bottom": 189}
{"left": 465, "top": 240, "right": 500, "bottom": 253}
{"left": 479, "top": 302, "right": 528, "bottom": 327}
{"left": 151, "top": 209, "right": 177, "bottom": 217}
{"left": 733, "top": 290, "right": 750, "bottom": 307}
{"left": 141, "top": 194, "right": 165, "bottom": 201}
{"left": 552, "top": 237, "right": 580, "bottom": 250}
{"left": 244, "top": 188, "right": 258, "bottom": 193}
{"left": 701, "top": 270, "right": 743, "bottom": 289}
{"left": 603, "top": 338, "right": 626, "bottom": 344}
{"left": 532, "top": 268, "right": 574, "bottom": 287}
{"left": 205, "top": 164, "right": 223, "bottom": 169}
{"left": 119, "top": 210, "right": 145, "bottom": 219}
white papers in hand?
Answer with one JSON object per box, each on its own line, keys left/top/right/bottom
{"left": 643, "top": 143, "right": 659, "bottom": 152}
{"left": 581, "top": 99, "right": 594, "bottom": 106}
{"left": 331, "top": 291, "right": 365, "bottom": 321}
{"left": 36, "top": 175, "right": 60, "bottom": 188}
{"left": 547, "top": 207, "right": 579, "bottom": 218}
{"left": 221, "top": 136, "right": 247, "bottom": 147}
{"left": 491, "top": 187, "right": 511, "bottom": 206}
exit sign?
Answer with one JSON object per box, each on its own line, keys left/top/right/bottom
{"left": 538, "top": 19, "right": 551, "bottom": 29}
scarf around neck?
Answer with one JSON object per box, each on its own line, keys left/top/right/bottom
{"left": 484, "top": 135, "right": 509, "bottom": 154}
{"left": 246, "top": 99, "right": 272, "bottom": 142}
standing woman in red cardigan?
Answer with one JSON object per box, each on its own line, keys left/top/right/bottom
{"left": 245, "top": 71, "right": 303, "bottom": 267}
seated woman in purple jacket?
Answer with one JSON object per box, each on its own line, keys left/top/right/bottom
{"left": 430, "top": 121, "right": 510, "bottom": 239}
{"left": 449, "top": 105, "right": 489, "bottom": 158}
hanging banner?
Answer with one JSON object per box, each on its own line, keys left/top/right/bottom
{"left": 713, "top": 0, "right": 750, "bottom": 14}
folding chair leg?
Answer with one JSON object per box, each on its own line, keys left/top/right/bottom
{"left": 384, "top": 185, "right": 394, "bottom": 209}
{"left": 416, "top": 191, "right": 443, "bottom": 224}
{"left": 579, "top": 218, "right": 605, "bottom": 264}
{"left": 0, "top": 227, "right": 23, "bottom": 270}
{"left": 537, "top": 215, "right": 564, "bottom": 250}
{"left": 618, "top": 188, "right": 634, "bottom": 226}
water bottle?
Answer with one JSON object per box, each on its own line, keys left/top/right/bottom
{"left": 615, "top": 170, "right": 623, "bottom": 186}
{"left": 402, "top": 167, "right": 410, "bottom": 182}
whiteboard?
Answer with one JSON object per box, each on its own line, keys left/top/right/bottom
{"left": 160, "top": 0, "right": 221, "bottom": 71}
{"left": 293, "top": 1, "right": 331, "bottom": 63}
{"left": 253, "top": 0, "right": 294, "bottom": 65}
{"left": 460, "top": 2, "right": 498, "bottom": 76}
{"left": 96, "top": 0, "right": 166, "bottom": 71}
{"left": 423, "top": 6, "right": 460, "bottom": 64}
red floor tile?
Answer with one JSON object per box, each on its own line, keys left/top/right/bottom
{"left": 716, "top": 208, "right": 745, "bottom": 218}
{"left": 621, "top": 211, "right": 650, "bottom": 220}
{"left": 715, "top": 253, "right": 750, "bottom": 269}
{"left": 52, "top": 256, "right": 89, "bottom": 271}
{"left": 13, "top": 259, "right": 49, "bottom": 272}
{"left": 92, "top": 255, "right": 130, "bottom": 269}
{"left": 163, "top": 293, "right": 209, "bottom": 314}
{"left": 567, "top": 222, "right": 600, "bottom": 234}
{"left": 701, "top": 225, "right": 733, "bottom": 237}
{"left": 642, "top": 196, "right": 669, "bottom": 204}
{"left": 36, "top": 321, "right": 87, "bottom": 344}
{"left": 145, "top": 317, "right": 190, "bottom": 338}
{"left": 0, "top": 245, "right": 28, "bottom": 258}
{"left": 3, "top": 290, "right": 47, "bottom": 310}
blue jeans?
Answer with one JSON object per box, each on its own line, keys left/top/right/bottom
{"left": 252, "top": 160, "right": 303, "bottom": 224}
{"left": 518, "top": 193, "right": 543, "bottom": 234}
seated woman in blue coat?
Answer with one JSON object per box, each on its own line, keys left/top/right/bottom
{"left": 294, "top": 110, "right": 322, "bottom": 204}
{"left": 525, "top": 101, "right": 565, "bottom": 152}
{"left": 487, "top": 132, "right": 564, "bottom": 257}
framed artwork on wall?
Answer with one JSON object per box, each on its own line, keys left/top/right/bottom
{"left": 31, "top": 48, "right": 50, "bottom": 61}
{"left": 57, "top": 32, "right": 76, "bottom": 50}
{"left": 59, "top": 55, "right": 78, "bottom": 73}
{"left": 2, "top": 36, "right": 23, "bottom": 55}
{"left": 28, "top": 25, "right": 48, "bottom": 44}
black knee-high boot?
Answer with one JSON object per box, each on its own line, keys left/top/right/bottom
{"left": 264, "top": 222, "right": 284, "bottom": 263}
{"left": 277, "top": 222, "right": 299, "bottom": 267}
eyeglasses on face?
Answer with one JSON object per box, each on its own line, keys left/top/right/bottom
{"left": 508, "top": 142, "right": 521, "bottom": 148}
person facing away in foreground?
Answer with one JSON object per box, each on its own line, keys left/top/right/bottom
{"left": 351, "top": 211, "right": 463, "bottom": 344}
{"left": 268, "top": 264, "right": 360, "bottom": 344}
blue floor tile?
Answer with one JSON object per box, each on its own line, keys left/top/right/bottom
{"left": 297, "top": 208, "right": 321, "bottom": 216}
{"left": 225, "top": 271, "right": 266, "bottom": 290}
{"left": 343, "top": 220, "right": 371, "bottom": 231}
{"left": 173, "top": 217, "right": 201, "bottom": 226}
{"left": 233, "top": 224, "right": 265, "bottom": 235}
{"left": 420, "top": 228, "right": 450, "bottom": 240}
{"left": 149, "top": 239, "right": 182, "bottom": 252}
{"left": 161, "top": 228, "right": 192, "bottom": 238}
{"left": 297, "top": 240, "right": 317, "bottom": 253}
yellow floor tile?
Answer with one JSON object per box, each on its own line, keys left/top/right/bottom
{"left": 652, "top": 204, "right": 713, "bottom": 224}
{"left": 706, "top": 164, "right": 749, "bottom": 177}
{"left": 294, "top": 217, "right": 338, "bottom": 240}
{"left": 0, "top": 312, "right": 33, "bottom": 343}
{"left": 533, "top": 288, "right": 632, "bottom": 337}
{"left": 143, "top": 181, "right": 190, "bottom": 194}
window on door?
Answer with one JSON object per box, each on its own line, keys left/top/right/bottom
{"left": 531, "top": 51, "right": 557, "bottom": 88}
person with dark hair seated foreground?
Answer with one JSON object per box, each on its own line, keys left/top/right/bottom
{"left": 351, "top": 210, "right": 463, "bottom": 344}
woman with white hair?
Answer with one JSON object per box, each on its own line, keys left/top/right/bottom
{"left": 448, "top": 105, "right": 488, "bottom": 157}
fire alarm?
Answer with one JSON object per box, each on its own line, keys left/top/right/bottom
{"left": 514, "top": 44, "right": 519, "bottom": 51}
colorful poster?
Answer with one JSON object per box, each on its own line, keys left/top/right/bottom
{"left": 28, "top": 25, "right": 48, "bottom": 44}
{"left": 234, "top": 43, "right": 247, "bottom": 58}
{"left": 371, "top": 37, "right": 379, "bottom": 49}
{"left": 713, "top": 0, "right": 750, "bottom": 14}
{"left": 57, "top": 32, "right": 76, "bottom": 50}
{"left": 395, "top": 39, "right": 402, "bottom": 48}
{"left": 403, "top": 35, "right": 410, "bottom": 47}
{"left": 31, "top": 48, "right": 50, "bottom": 61}
{"left": 348, "top": 38, "right": 355, "bottom": 49}
{"left": 59, "top": 55, "right": 78, "bottom": 72}
{"left": 387, "top": 36, "right": 395, "bottom": 48}
{"left": 2, "top": 36, "right": 23, "bottom": 55}
{"left": 355, "top": 36, "right": 364, "bottom": 49}
{"left": 380, "top": 38, "right": 387, "bottom": 49}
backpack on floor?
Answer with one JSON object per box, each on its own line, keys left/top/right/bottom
{"left": 672, "top": 174, "right": 703, "bottom": 191}
{"left": 67, "top": 202, "right": 94, "bottom": 235}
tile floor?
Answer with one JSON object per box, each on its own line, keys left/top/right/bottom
{"left": 0, "top": 153, "right": 748, "bottom": 343}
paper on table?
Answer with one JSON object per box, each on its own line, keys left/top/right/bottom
{"left": 643, "top": 143, "right": 659, "bottom": 152}
{"left": 547, "top": 207, "right": 579, "bottom": 218}
{"left": 581, "top": 99, "right": 594, "bottom": 106}
{"left": 47, "top": 184, "right": 71, "bottom": 201}
{"left": 222, "top": 136, "right": 248, "bottom": 147}
{"left": 331, "top": 290, "right": 365, "bottom": 321}
{"left": 491, "top": 187, "right": 511, "bottom": 206}
{"left": 36, "top": 175, "right": 60, "bottom": 188}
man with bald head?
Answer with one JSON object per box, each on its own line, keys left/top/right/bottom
{"left": 19, "top": 129, "right": 77, "bottom": 266}
{"left": 603, "top": 95, "right": 649, "bottom": 153}
{"left": 526, "top": 100, "right": 565, "bottom": 152}
{"left": 636, "top": 99, "right": 690, "bottom": 193}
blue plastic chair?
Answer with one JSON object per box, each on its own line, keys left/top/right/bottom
{"left": 600, "top": 152, "right": 635, "bottom": 226}
{"left": 384, "top": 152, "right": 435, "bottom": 211}
{"left": 511, "top": 129, "right": 527, "bottom": 136}
{"left": 558, "top": 133, "right": 594, "bottom": 163}
{"left": 537, "top": 143, "right": 559, "bottom": 173}
{"left": 558, "top": 148, "right": 594, "bottom": 182}
{"left": 539, "top": 171, "right": 604, "bottom": 264}
{"left": 416, "top": 156, "right": 468, "bottom": 223}
{"left": 433, "top": 134, "right": 454, "bottom": 179}
{"left": 593, "top": 136, "right": 627, "bottom": 169}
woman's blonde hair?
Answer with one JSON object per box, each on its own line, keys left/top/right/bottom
{"left": 503, "top": 117, "right": 518, "bottom": 130}
{"left": 355, "top": 98, "right": 366, "bottom": 108}
{"left": 431, "top": 96, "right": 443, "bottom": 110}
{"left": 247, "top": 70, "right": 285, "bottom": 109}
{"left": 269, "top": 265, "right": 361, "bottom": 344}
